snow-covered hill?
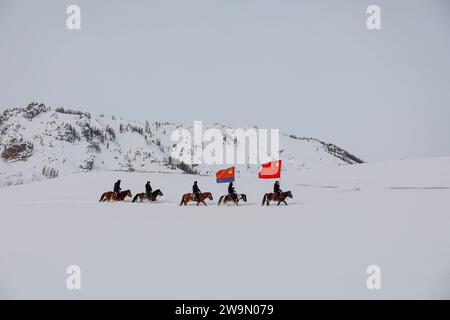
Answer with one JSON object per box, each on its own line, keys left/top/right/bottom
{"left": 0, "top": 102, "right": 363, "bottom": 187}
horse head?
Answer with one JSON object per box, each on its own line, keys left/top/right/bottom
{"left": 286, "top": 191, "right": 293, "bottom": 198}
{"left": 154, "top": 189, "right": 163, "bottom": 197}
{"left": 207, "top": 192, "right": 213, "bottom": 200}
{"left": 241, "top": 194, "right": 247, "bottom": 202}
{"left": 126, "top": 190, "right": 132, "bottom": 198}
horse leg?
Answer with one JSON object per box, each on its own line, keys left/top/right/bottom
{"left": 277, "top": 201, "right": 281, "bottom": 206}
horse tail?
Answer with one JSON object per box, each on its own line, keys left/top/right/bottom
{"left": 179, "top": 195, "right": 185, "bottom": 206}
{"left": 262, "top": 194, "right": 267, "bottom": 206}
{"left": 99, "top": 193, "right": 105, "bottom": 202}
{"left": 132, "top": 194, "right": 140, "bottom": 203}
{"left": 218, "top": 195, "right": 223, "bottom": 206}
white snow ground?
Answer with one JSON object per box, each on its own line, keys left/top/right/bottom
{"left": 0, "top": 157, "right": 449, "bottom": 299}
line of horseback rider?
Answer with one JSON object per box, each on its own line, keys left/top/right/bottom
{"left": 112, "top": 180, "right": 286, "bottom": 205}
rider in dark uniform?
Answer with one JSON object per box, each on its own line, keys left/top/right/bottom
{"left": 113, "top": 180, "right": 121, "bottom": 196}
{"left": 228, "top": 182, "right": 237, "bottom": 202}
{"left": 193, "top": 181, "right": 201, "bottom": 201}
{"left": 274, "top": 181, "right": 282, "bottom": 199}
{"left": 145, "top": 181, "right": 152, "bottom": 201}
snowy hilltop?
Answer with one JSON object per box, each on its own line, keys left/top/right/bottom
{"left": 0, "top": 102, "right": 363, "bottom": 187}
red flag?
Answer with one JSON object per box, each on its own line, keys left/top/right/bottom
{"left": 258, "top": 160, "right": 281, "bottom": 179}
{"left": 216, "top": 167, "right": 235, "bottom": 183}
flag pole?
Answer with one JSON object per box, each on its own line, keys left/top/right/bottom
{"left": 278, "top": 159, "right": 281, "bottom": 188}
{"left": 278, "top": 160, "right": 282, "bottom": 200}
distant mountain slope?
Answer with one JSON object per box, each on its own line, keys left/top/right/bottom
{"left": 0, "top": 102, "right": 363, "bottom": 187}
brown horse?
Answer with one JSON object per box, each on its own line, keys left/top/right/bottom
{"left": 262, "top": 191, "right": 293, "bottom": 206}
{"left": 179, "top": 192, "right": 213, "bottom": 206}
{"left": 132, "top": 189, "right": 164, "bottom": 203}
{"left": 99, "top": 190, "right": 132, "bottom": 202}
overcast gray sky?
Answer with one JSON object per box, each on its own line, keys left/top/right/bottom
{"left": 1, "top": 0, "right": 449, "bottom": 162}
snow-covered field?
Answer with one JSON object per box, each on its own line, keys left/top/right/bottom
{"left": 1, "top": 157, "right": 450, "bottom": 299}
